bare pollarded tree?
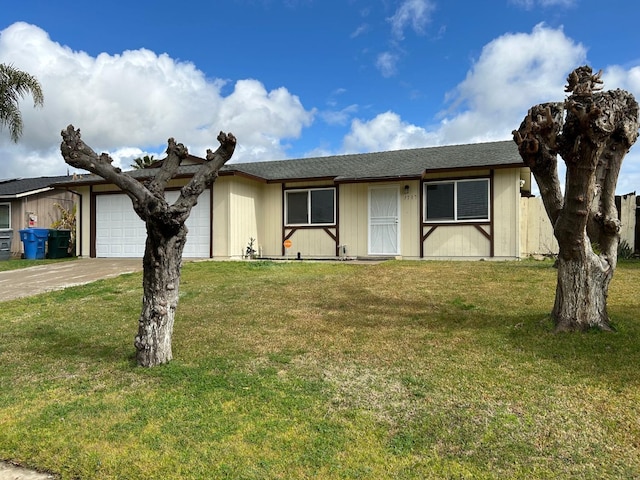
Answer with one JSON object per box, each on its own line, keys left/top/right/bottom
{"left": 513, "top": 66, "right": 639, "bottom": 332}
{"left": 60, "top": 126, "right": 236, "bottom": 366}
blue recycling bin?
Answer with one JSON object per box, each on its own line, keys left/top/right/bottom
{"left": 19, "top": 228, "right": 49, "bottom": 259}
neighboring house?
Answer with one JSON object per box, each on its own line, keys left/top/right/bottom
{"left": 54, "top": 140, "right": 543, "bottom": 260}
{"left": 0, "top": 176, "right": 76, "bottom": 257}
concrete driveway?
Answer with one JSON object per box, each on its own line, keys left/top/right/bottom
{"left": 0, "top": 258, "right": 145, "bottom": 302}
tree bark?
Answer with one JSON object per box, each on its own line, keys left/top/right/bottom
{"left": 513, "top": 66, "right": 639, "bottom": 332}
{"left": 553, "top": 252, "right": 613, "bottom": 332}
{"left": 61, "top": 126, "right": 236, "bottom": 366}
{"left": 134, "top": 220, "right": 186, "bottom": 366}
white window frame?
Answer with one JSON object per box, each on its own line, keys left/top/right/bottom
{"left": 285, "top": 187, "right": 336, "bottom": 226}
{"left": 423, "top": 178, "right": 490, "bottom": 223}
{"left": 0, "top": 203, "right": 10, "bottom": 230}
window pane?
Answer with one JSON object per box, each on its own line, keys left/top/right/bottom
{"left": 286, "top": 191, "right": 309, "bottom": 224}
{"left": 0, "top": 205, "right": 9, "bottom": 229}
{"left": 310, "top": 189, "right": 334, "bottom": 224}
{"left": 457, "top": 180, "right": 488, "bottom": 220}
{"left": 425, "top": 183, "right": 454, "bottom": 221}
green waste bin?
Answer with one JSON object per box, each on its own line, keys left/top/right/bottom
{"left": 0, "top": 229, "right": 12, "bottom": 260}
{"left": 48, "top": 229, "right": 71, "bottom": 259}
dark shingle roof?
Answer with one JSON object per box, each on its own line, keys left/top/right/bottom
{"left": 0, "top": 176, "right": 74, "bottom": 198}
{"left": 53, "top": 140, "right": 522, "bottom": 187}
{"left": 226, "top": 140, "right": 520, "bottom": 182}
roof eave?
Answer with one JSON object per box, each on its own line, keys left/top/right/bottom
{"left": 422, "top": 162, "right": 525, "bottom": 176}
{"left": 335, "top": 174, "right": 422, "bottom": 184}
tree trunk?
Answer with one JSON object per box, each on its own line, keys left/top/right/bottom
{"left": 513, "top": 66, "right": 639, "bottom": 333}
{"left": 60, "top": 126, "right": 236, "bottom": 367}
{"left": 553, "top": 252, "right": 613, "bottom": 332}
{"left": 134, "top": 221, "right": 187, "bottom": 367}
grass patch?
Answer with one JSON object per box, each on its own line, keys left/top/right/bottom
{"left": 0, "top": 257, "right": 76, "bottom": 272}
{"left": 1, "top": 259, "right": 639, "bottom": 479}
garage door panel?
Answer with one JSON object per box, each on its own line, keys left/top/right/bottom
{"left": 96, "top": 191, "right": 210, "bottom": 258}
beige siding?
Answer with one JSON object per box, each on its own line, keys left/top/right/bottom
{"left": 77, "top": 186, "right": 91, "bottom": 257}
{"left": 283, "top": 228, "right": 337, "bottom": 258}
{"left": 338, "top": 183, "right": 368, "bottom": 258}
{"left": 227, "top": 177, "right": 261, "bottom": 258}
{"left": 400, "top": 181, "right": 421, "bottom": 258}
{"left": 212, "top": 178, "right": 230, "bottom": 258}
{"left": 420, "top": 169, "right": 523, "bottom": 260}
{"left": 338, "top": 181, "right": 421, "bottom": 259}
{"left": 262, "top": 181, "right": 338, "bottom": 258}
{"left": 259, "top": 184, "right": 284, "bottom": 257}
{"left": 424, "top": 225, "right": 491, "bottom": 257}
{"left": 492, "top": 169, "right": 520, "bottom": 258}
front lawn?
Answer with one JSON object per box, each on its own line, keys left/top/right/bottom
{"left": 0, "top": 259, "right": 638, "bottom": 479}
{"left": 0, "top": 257, "right": 75, "bottom": 272}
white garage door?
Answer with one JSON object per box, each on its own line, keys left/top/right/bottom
{"left": 96, "top": 190, "right": 211, "bottom": 258}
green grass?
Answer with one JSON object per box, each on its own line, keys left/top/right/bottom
{"left": 0, "top": 256, "right": 75, "bottom": 272}
{"left": 1, "top": 259, "right": 639, "bottom": 479}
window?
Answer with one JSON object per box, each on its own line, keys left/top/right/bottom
{"left": 285, "top": 188, "right": 335, "bottom": 226}
{"left": 0, "top": 203, "right": 9, "bottom": 229}
{"left": 424, "top": 179, "right": 489, "bottom": 222}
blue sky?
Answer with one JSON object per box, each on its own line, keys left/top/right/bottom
{"left": 2, "top": 0, "right": 640, "bottom": 193}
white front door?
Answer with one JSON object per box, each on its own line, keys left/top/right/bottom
{"left": 369, "top": 186, "right": 400, "bottom": 255}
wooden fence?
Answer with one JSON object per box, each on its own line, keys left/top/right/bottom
{"left": 520, "top": 193, "right": 637, "bottom": 258}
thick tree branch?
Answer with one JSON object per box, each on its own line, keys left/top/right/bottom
{"left": 512, "top": 102, "right": 564, "bottom": 224}
{"left": 60, "top": 125, "right": 151, "bottom": 207}
{"left": 146, "top": 138, "right": 189, "bottom": 198}
{"left": 173, "top": 132, "right": 237, "bottom": 218}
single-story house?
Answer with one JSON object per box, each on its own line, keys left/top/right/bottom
{"left": 54, "top": 140, "right": 542, "bottom": 260}
{"left": 0, "top": 176, "right": 76, "bottom": 257}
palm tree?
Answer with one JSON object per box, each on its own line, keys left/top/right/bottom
{"left": 0, "top": 63, "right": 44, "bottom": 142}
{"left": 131, "top": 154, "right": 156, "bottom": 169}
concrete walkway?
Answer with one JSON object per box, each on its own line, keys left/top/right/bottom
{"left": 0, "top": 461, "right": 56, "bottom": 480}
{"left": 0, "top": 258, "right": 144, "bottom": 302}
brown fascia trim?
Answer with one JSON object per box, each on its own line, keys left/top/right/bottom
{"left": 271, "top": 176, "right": 337, "bottom": 184}
{"left": 422, "top": 163, "right": 524, "bottom": 176}
{"left": 50, "top": 171, "right": 197, "bottom": 188}
{"left": 335, "top": 175, "right": 421, "bottom": 185}
{"left": 218, "top": 170, "right": 269, "bottom": 183}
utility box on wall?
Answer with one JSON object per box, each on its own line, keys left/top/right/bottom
{"left": 0, "top": 229, "right": 12, "bottom": 260}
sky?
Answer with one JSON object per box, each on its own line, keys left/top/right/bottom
{"left": 2, "top": 0, "right": 640, "bottom": 194}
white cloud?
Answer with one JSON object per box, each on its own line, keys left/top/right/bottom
{"left": 350, "top": 24, "right": 369, "bottom": 39}
{"left": 342, "top": 23, "right": 640, "bottom": 193}
{"left": 343, "top": 111, "right": 438, "bottom": 152}
{"left": 446, "top": 24, "right": 585, "bottom": 117}
{"left": 509, "top": 0, "right": 576, "bottom": 8}
{"left": 373, "top": 0, "right": 435, "bottom": 78}
{"left": 0, "top": 22, "right": 315, "bottom": 176}
{"left": 388, "top": 0, "right": 436, "bottom": 40}
{"left": 602, "top": 65, "right": 640, "bottom": 98}
{"left": 376, "top": 51, "right": 400, "bottom": 77}
{"left": 320, "top": 104, "right": 359, "bottom": 126}
{"left": 346, "top": 24, "right": 586, "bottom": 150}
{"left": 213, "top": 79, "right": 315, "bottom": 161}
